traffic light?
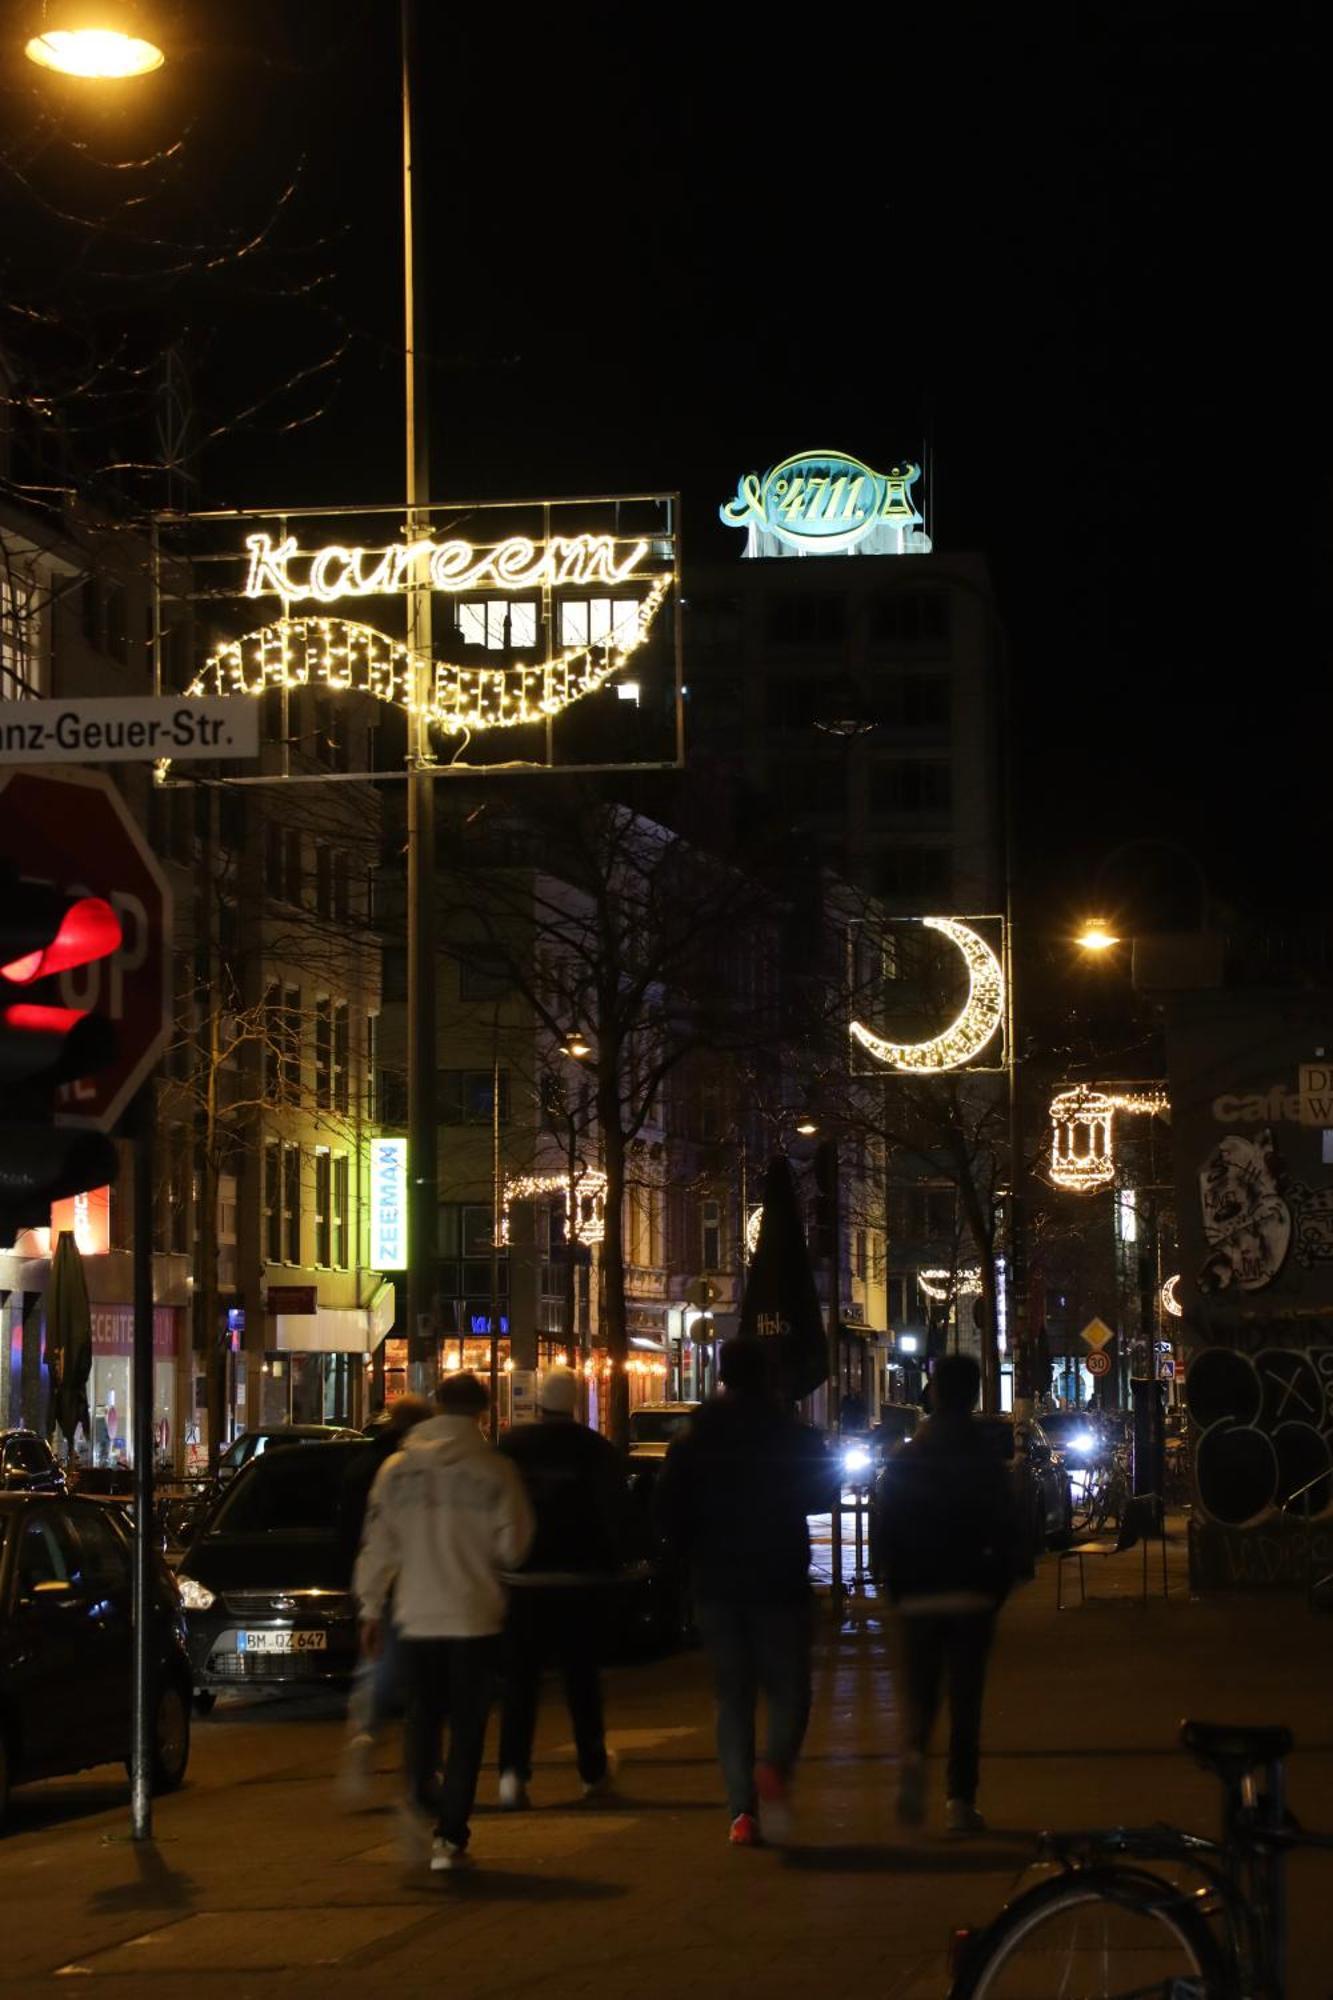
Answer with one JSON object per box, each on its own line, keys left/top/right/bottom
{"left": 0, "top": 867, "right": 121, "bottom": 1246}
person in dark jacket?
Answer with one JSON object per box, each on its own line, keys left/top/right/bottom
{"left": 655, "top": 1337, "right": 836, "bottom": 1847}
{"left": 496, "top": 1367, "right": 630, "bottom": 1808}
{"left": 870, "top": 1353, "right": 1020, "bottom": 1835}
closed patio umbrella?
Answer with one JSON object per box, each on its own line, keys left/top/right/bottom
{"left": 47, "top": 1229, "right": 92, "bottom": 1456}
{"left": 737, "top": 1155, "right": 829, "bottom": 1400}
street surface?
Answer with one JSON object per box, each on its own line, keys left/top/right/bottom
{"left": 3, "top": 1525, "right": 1333, "bottom": 1997}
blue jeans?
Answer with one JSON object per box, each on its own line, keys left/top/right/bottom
{"left": 348, "top": 1619, "right": 404, "bottom": 1737}
{"left": 695, "top": 1596, "right": 813, "bottom": 1819}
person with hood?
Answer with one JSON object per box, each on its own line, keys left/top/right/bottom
{"left": 654, "top": 1337, "right": 836, "bottom": 1847}
{"left": 870, "top": 1352, "right": 1021, "bottom": 1835}
{"left": 337, "top": 1394, "right": 433, "bottom": 1804}
{"left": 496, "top": 1365, "right": 630, "bottom": 1807}
{"left": 353, "top": 1372, "right": 533, "bottom": 1873}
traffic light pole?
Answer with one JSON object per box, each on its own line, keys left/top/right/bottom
{"left": 130, "top": 1082, "right": 156, "bottom": 1840}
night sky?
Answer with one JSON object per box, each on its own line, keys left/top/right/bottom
{"left": 5, "top": 2, "right": 1328, "bottom": 925}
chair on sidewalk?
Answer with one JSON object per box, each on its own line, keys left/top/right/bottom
{"left": 1056, "top": 1493, "right": 1168, "bottom": 1610}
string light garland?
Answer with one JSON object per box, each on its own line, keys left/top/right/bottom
{"left": 917, "top": 1265, "right": 982, "bottom": 1302}
{"left": 169, "top": 579, "right": 670, "bottom": 771}
{"left": 849, "top": 917, "right": 1005, "bottom": 1072}
{"left": 501, "top": 1167, "right": 608, "bottom": 1246}
{"left": 1049, "top": 1084, "right": 1170, "bottom": 1194}
{"left": 242, "top": 529, "right": 652, "bottom": 601}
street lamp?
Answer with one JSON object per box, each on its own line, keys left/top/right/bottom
{"left": 1076, "top": 922, "right": 1121, "bottom": 954}
{"left": 24, "top": 5, "right": 163, "bottom": 77}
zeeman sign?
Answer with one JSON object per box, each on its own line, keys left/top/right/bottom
{"left": 720, "top": 451, "right": 925, "bottom": 555}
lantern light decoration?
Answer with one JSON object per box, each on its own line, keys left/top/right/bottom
{"left": 1161, "top": 1274, "right": 1183, "bottom": 1319}
{"left": 1049, "top": 1085, "right": 1170, "bottom": 1194}
{"left": 500, "top": 1167, "right": 608, "bottom": 1246}
{"left": 849, "top": 917, "right": 1005, "bottom": 1073}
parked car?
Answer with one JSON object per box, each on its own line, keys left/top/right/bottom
{"left": 974, "top": 1414, "right": 1074, "bottom": 1556}
{"left": 216, "top": 1424, "right": 362, "bottom": 1484}
{"left": 626, "top": 1402, "right": 700, "bottom": 1461}
{"left": 0, "top": 1431, "right": 64, "bottom": 1494}
{"left": 0, "top": 1492, "right": 191, "bottom": 1825}
{"left": 177, "top": 1439, "right": 372, "bottom": 1706}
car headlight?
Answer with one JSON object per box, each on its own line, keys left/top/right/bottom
{"left": 842, "top": 1444, "right": 872, "bottom": 1477}
{"left": 1072, "top": 1430, "right": 1097, "bottom": 1455}
{"left": 177, "top": 1576, "right": 216, "bottom": 1612}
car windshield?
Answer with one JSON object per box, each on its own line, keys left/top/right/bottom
{"left": 205, "top": 1444, "right": 365, "bottom": 1537}
{"left": 629, "top": 1410, "right": 694, "bottom": 1445}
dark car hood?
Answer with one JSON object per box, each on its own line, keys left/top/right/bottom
{"left": 180, "top": 1532, "right": 349, "bottom": 1592}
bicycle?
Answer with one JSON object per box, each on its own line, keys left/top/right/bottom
{"left": 1071, "top": 1446, "right": 1131, "bottom": 1537}
{"left": 948, "top": 1719, "right": 1332, "bottom": 1997}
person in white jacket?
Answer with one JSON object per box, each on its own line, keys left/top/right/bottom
{"left": 353, "top": 1371, "right": 533, "bottom": 1872}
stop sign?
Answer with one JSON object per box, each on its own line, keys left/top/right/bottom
{"left": 0, "top": 768, "right": 171, "bottom": 1133}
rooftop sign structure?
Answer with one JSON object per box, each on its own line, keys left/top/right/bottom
{"left": 720, "top": 451, "right": 931, "bottom": 559}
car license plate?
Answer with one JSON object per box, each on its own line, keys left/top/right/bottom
{"left": 236, "top": 1629, "right": 327, "bottom": 1654}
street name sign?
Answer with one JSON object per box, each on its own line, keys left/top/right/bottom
{"left": 0, "top": 768, "right": 171, "bottom": 1131}
{"left": 0, "top": 695, "right": 258, "bottom": 764}
{"left": 1080, "top": 1316, "right": 1117, "bottom": 1351}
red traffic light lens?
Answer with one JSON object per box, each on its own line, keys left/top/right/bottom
{"left": 3, "top": 1002, "right": 88, "bottom": 1036}
{"left": 0, "top": 896, "right": 120, "bottom": 984}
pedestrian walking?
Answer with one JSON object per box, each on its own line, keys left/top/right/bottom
{"left": 496, "top": 1366, "right": 630, "bottom": 1807}
{"left": 870, "top": 1352, "right": 1021, "bottom": 1835}
{"left": 353, "top": 1372, "right": 533, "bottom": 1873}
{"left": 655, "top": 1337, "right": 836, "bottom": 1848}
{"left": 337, "top": 1394, "right": 433, "bottom": 1805}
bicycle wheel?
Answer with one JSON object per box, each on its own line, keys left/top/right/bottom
{"left": 952, "top": 1865, "right": 1228, "bottom": 1998}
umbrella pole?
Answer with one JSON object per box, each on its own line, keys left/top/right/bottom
{"left": 130, "top": 1084, "right": 156, "bottom": 1841}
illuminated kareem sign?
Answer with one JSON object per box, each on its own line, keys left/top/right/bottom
{"left": 242, "top": 531, "right": 650, "bottom": 602}
{"left": 720, "top": 451, "right": 927, "bottom": 557}
{"left": 370, "top": 1136, "right": 407, "bottom": 1270}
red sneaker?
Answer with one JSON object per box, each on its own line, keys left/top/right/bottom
{"left": 728, "top": 1812, "right": 760, "bottom": 1846}
{"left": 755, "top": 1762, "right": 793, "bottom": 1845}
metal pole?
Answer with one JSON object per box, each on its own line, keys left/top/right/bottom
{"left": 827, "top": 1140, "right": 843, "bottom": 1615}
{"left": 130, "top": 1082, "right": 156, "bottom": 1840}
{"left": 401, "top": 0, "right": 437, "bottom": 1393}
{"left": 488, "top": 1022, "right": 501, "bottom": 1438}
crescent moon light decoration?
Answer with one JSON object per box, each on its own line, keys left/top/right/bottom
{"left": 849, "top": 917, "right": 1005, "bottom": 1073}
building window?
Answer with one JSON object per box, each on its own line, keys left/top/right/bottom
{"left": 439, "top": 1069, "right": 510, "bottom": 1125}
{"left": 854, "top": 1228, "right": 868, "bottom": 1280}
{"left": 263, "top": 1141, "right": 281, "bottom": 1264}
{"left": 314, "top": 692, "right": 350, "bottom": 771}
{"left": 265, "top": 824, "right": 303, "bottom": 906}
{"left": 314, "top": 997, "right": 332, "bottom": 1109}
{"left": 1, "top": 571, "right": 38, "bottom": 700}
{"left": 314, "top": 1149, "right": 331, "bottom": 1267}
{"left": 282, "top": 1143, "right": 301, "bottom": 1263}
{"left": 437, "top": 1202, "right": 506, "bottom": 1302}
{"left": 103, "top": 583, "right": 128, "bottom": 663}
{"left": 871, "top": 589, "right": 950, "bottom": 648}
{"left": 333, "top": 1153, "right": 349, "bottom": 1268}
{"left": 333, "top": 1002, "right": 349, "bottom": 1113}
{"left": 278, "top": 986, "right": 301, "bottom": 1104}
{"left": 457, "top": 600, "right": 537, "bottom": 650}
{"left": 764, "top": 595, "right": 846, "bottom": 646}
{"left": 879, "top": 672, "right": 951, "bottom": 731}
{"left": 876, "top": 847, "right": 952, "bottom": 900}
{"left": 458, "top": 947, "right": 513, "bottom": 1000}
{"left": 366, "top": 1013, "right": 380, "bottom": 1119}
{"left": 559, "top": 599, "right": 640, "bottom": 647}
{"left": 701, "top": 1198, "right": 722, "bottom": 1272}
{"left": 869, "top": 759, "right": 953, "bottom": 815}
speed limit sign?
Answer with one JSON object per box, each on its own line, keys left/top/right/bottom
{"left": 1087, "top": 1351, "right": 1113, "bottom": 1379}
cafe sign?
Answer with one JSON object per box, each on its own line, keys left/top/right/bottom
{"left": 720, "top": 450, "right": 925, "bottom": 555}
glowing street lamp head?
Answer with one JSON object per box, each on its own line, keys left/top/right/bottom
{"left": 794, "top": 1116, "right": 819, "bottom": 1137}
{"left": 1076, "top": 922, "right": 1121, "bottom": 954}
{"left": 25, "top": 15, "right": 164, "bottom": 77}
{"left": 561, "top": 1031, "right": 593, "bottom": 1061}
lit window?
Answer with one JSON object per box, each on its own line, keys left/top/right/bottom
{"left": 457, "top": 601, "right": 538, "bottom": 651}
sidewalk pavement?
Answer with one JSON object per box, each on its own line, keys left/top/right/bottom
{"left": 3, "top": 1518, "right": 1333, "bottom": 1998}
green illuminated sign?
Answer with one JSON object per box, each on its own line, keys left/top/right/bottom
{"left": 720, "top": 451, "right": 923, "bottom": 555}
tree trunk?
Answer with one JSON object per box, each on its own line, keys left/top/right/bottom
{"left": 598, "top": 1062, "right": 629, "bottom": 1450}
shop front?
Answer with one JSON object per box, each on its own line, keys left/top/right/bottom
{"left": 86, "top": 1304, "right": 180, "bottom": 1468}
